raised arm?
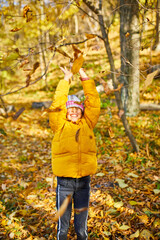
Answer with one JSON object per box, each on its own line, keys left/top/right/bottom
{"left": 49, "top": 67, "right": 72, "bottom": 132}
{"left": 79, "top": 69, "right": 100, "bottom": 128}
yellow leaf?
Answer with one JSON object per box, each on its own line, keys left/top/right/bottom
{"left": 153, "top": 189, "right": 160, "bottom": 194}
{"left": 53, "top": 194, "right": 71, "bottom": 221}
{"left": 114, "top": 201, "right": 123, "bottom": 209}
{"left": 129, "top": 201, "right": 144, "bottom": 206}
{"left": 27, "top": 167, "right": 37, "bottom": 172}
{"left": 96, "top": 172, "right": 105, "bottom": 177}
{"left": 127, "top": 172, "right": 139, "bottom": 178}
{"left": 140, "top": 229, "right": 154, "bottom": 240}
{"left": 17, "top": 209, "right": 28, "bottom": 216}
{"left": 138, "top": 215, "right": 149, "bottom": 224}
{"left": 108, "top": 127, "right": 115, "bottom": 138}
{"left": 25, "top": 236, "right": 33, "bottom": 240}
{"left": 119, "top": 224, "right": 130, "bottom": 230}
{"left": 130, "top": 230, "right": 140, "bottom": 239}
{"left": 153, "top": 218, "right": 160, "bottom": 228}
{"left": 28, "top": 225, "right": 37, "bottom": 232}
{"left": 71, "top": 54, "right": 84, "bottom": 74}
{"left": 116, "top": 179, "right": 128, "bottom": 188}
{"left": 125, "top": 32, "right": 130, "bottom": 37}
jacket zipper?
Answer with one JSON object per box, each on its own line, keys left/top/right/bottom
{"left": 77, "top": 128, "right": 81, "bottom": 176}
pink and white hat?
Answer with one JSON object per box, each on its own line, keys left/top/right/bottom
{"left": 66, "top": 95, "right": 84, "bottom": 112}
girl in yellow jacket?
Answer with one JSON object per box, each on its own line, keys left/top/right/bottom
{"left": 49, "top": 67, "right": 100, "bottom": 240}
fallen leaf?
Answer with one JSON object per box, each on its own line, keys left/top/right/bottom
{"left": 96, "top": 172, "right": 105, "bottom": 177}
{"left": 130, "top": 230, "right": 140, "bottom": 239}
{"left": 114, "top": 201, "right": 123, "bottom": 208}
{"left": 138, "top": 214, "right": 149, "bottom": 224}
{"left": 119, "top": 224, "right": 130, "bottom": 230}
{"left": 116, "top": 178, "right": 128, "bottom": 188}
{"left": 140, "top": 229, "right": 154, "bottom": 240}
{"left": 153, "top": 189, "right": 160, "bottom": 194}
{"left": 127, "top": 172, "right": 139, "bottom": 178}
{"left": 9, "top": 232, "right": 15, "bottom": 238}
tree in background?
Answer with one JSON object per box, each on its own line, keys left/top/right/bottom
{"left": 0, "top": 0, "right": 159, "bottom": 152}
{"left": 120, "top": 0, "right": 140, "bottom": 117}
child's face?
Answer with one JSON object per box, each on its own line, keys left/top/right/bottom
{"left": 67, "top": 107, "right": 82, "bottom": 122}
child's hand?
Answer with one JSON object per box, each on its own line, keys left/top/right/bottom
{"left": 79, "top": 68, "right": 88, "bottom": 79}
{"left": 60, "top": 66, "right": 73, "bottom": 82}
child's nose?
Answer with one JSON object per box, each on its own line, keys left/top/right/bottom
{"left": 72, "top": 107, "right": 77, "bottom": 113}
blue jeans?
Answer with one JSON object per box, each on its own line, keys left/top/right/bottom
{"left": 56, "top": 176, "right": 90, "bottom": 240}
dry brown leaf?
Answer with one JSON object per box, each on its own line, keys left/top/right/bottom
{"left": 32, "top": 62, "right": 40, "bottom": 73}
{"left": 19, "top": 59, "right": 29, "bottom": 68}
{"left": 142, "top": 69, "right": 160, "bottom": 94}
{"left": 23, "top": 5, "right": 33, "bottom": 22}
{"left": 85, "top": 33, "right": 97, "bottom": 39}
{"left": 23, "top": 5, "right": 31, "bottom": 17}
{"left": 26, "top": 74, "right": 31, "bottom": 87}
{"left": 10, "top": 28, "right": 22, "bottom": 32}
{"left": 56, "top": 48, "right": 73, "bottom": 61}
{"left": 53, "top": 194, "right": 72, "bottom": 221}
{"left": 72, "top": 44, "right": 82, "bottom": 60}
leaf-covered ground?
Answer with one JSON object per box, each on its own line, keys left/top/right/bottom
{"left": 0, "top": 86, "right": 160, "bottom": 240}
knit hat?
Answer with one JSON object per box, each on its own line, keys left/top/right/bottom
{"left": 66, "top": 95, "right": 84, "bottom": 112}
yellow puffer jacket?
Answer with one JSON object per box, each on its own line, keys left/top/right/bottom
{"left": 49, "top": 79, "right": 100, "bottom": 178}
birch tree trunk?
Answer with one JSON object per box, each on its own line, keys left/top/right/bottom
{"left": 82, "top": 0, "right": 139, "bottom": 152}
{"left": 120, "top": 0, "right": 140, "bottom": 116}
{"left": 153, "top": 0, "right": 160, "bottom": 51}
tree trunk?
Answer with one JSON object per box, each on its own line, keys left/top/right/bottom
{"left": 153, "top": 0, "right": 160, "bottom": 51}
{"left": 38, "top": 0, "right": 48, "bottom": 90}
{"left": 120, "top": 0, "right": 140, "bottom": 116}
{"left": 82, "top": 0, "right": 139, "bottom": 152}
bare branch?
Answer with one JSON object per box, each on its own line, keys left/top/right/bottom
{"left": 82, "top": 0, "right": 99, "bottom": 14}
{"left": 0, "top": 50, "right": 56, "bottom": 97}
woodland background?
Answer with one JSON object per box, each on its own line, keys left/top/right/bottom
{"left": 0, "top": 0, "right": 160, "bottom": 239}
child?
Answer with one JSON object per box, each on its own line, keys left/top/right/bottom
{"left": 49, "top": 67, "right": 100, "bottom": 240}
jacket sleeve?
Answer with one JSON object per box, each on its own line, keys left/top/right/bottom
{"left": 49, "top": 80, "right": 70, "bottom": 133}
{"left": 82, "top": 79, "right": 100, "bottom": 128}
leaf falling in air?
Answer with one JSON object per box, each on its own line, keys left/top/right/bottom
{"left": 53, "top": 194, "right": 72, "bottom": 221}
{"left": 72, "top": 44, "right": 82, "bottom": 60}
{"left": 56, "top": 48, "right": 73, "bottom": 61}
{"left": 85, "top": 33, "right": 97, "bottom": 39}
{"left": 71, "top": 54, "right": 84, "bottom": 74}
{"left": 10, "top": 28, "right": 22, "bottom": 32}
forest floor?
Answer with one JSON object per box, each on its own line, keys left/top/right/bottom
{"left": 0, "top": 37, "right": 160, "bottom": 239}
{"left": 0, "top": 79, "right": 160, "bottom": 240}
